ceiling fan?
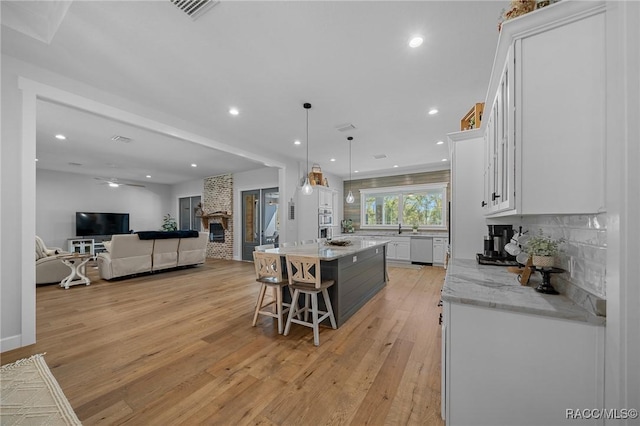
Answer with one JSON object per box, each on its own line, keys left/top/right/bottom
{"left": 94, "top": 177, "right": 145, "bottom": 188}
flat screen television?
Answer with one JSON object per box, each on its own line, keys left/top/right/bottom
{"left": 76, "top": 212, "right": 130, "bottom": 236}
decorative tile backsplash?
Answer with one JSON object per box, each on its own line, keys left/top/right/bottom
{"left": 508, "top": 214, "right": 607, "bottom": 315}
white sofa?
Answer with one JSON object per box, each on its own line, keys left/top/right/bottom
{"left": 97, "top": 232, "right": 208, "bottom": 280}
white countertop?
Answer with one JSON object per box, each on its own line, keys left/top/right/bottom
{"left": 265, "top": 237, "right": 388, "bottom": 261}
{"left": 442, "top": 258, "right": 605, "bottom": 325}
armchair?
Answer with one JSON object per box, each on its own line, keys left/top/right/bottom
{"left": 35, "top": 236, "right": 71, "bottom": 285}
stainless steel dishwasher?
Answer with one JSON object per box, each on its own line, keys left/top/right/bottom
{"left": 410, "top": 236, "right": 433, "bottom": 265}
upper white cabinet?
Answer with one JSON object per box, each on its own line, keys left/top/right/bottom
{"left": 482, "top": 1, "right": 606, "bottom": 216}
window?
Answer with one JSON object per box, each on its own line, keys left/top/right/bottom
{"left": 360, "top": 183, "right": 447, "bottom": 230}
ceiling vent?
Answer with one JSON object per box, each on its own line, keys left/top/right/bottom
{"left": 170, "top": 0, "right": 219, "bottom": 20}
{"left": 111, "top": 135, "right": 132, "bottom": 143}
{"left": 335, "top": 123, "right": 356, "bottom": 132}
{"left": 373, "top": 154, "right": 387, "bottom": 160}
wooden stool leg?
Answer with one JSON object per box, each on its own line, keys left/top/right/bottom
{"left": 311, "top": 292, "right": 320, "bottom": 346}
{"left": 322, "top": 288, "right": 337, "bottom": 329}
{"left": 276, "top": 286, "right": 284, "bottom": 334}
{"left": 304, "top": 293, "right": 310, "bottom": 322}
{"left": 252, "top": 284, "right": 267, "bottom": 326}
{"left": 284, "top": 289, "right": 300, "bottom": 336}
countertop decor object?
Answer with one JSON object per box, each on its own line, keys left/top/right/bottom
{"left": 532, "top": 266, "right": 564, "bottom": 295}
{"left": 525, "top": 230, "right": 563, "bottom": 267}
{"left": 325, "top": 239, "right": 351, "bottom": 247}
{"left": 301, "top": 102, "right": 314, "bottom": 195}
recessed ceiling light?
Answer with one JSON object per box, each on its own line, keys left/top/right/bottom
{"left": 191, "top": 163, "right": 197, "bottom": 168}
{"left": 393, "top": 165, "right": 398, "bottom": 168}
{"left": 294, "top": 140, "right": 301, "bottom": 145}
{"left": 109, "top": 182, "right": 119, "bottom": 188}
{"left": 428, "top": 109, "right": 439, "bottom": 115}
{"left": 55, "top": 134, "right": 66, "bottom": 140}
{"left": 229, "top": 107, "right": 239, "bottom": 116}
{"left": 441, "top": 158, "right": 448, "bottom": 162}
{"left": 437, "top": 140, "right": 444, "bottom": 145}
{"left": 354, "top": 170, "right": 359, "bottom": 173}
{"left": 409, "top": 36, "right": 424, "bottom": 48}
{"left": 146, "top": 175, "right": 151, "bottom": 178}
{"left": 330, "top": 158, "right": 336, "bottom": 162}
{"left": 35, "top": 158, "right": 38, "bottom": 162}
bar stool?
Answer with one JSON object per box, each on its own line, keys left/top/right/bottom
{"left": 284, "top": 254, "right": 337, "bottom": 346}
{"left": 252, "top": 251, "right": 291, "bottom": 334}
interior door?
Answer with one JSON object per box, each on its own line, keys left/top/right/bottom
{"left": 241, "top": 187, "right": 279, "bottom": 261}
{"left": 242, "top": 190, "right": 260, "bottom": 261}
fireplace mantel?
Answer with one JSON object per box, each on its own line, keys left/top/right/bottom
{"left": 198, "top": 212, "right": 231, "bottom": 230}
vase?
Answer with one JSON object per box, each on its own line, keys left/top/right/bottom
{"left": 532, "top": 255, "right": 555, "bottom": 268}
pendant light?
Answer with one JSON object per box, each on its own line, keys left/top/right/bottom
{"left": 301, "top": 102, "right": 314, "bottom": 195}
{"left": 345, "top": 136, "right": 355, "bottom": 204}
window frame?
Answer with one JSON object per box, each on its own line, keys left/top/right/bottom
{"left": 359, "top": 183, "right": 448, "bottom": 230}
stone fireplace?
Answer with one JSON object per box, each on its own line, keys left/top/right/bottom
{"left": 203, "top": 174, "right": 233, "bottom": 259}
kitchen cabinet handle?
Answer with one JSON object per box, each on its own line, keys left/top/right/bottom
{"left": 438, "top": 313, "right": 443, "bottom": 325}
{"left": 437, "top": 300, "right": 443, "bottom": 307}
{"left": 481, "top": 201, "right": 487, "bottom": 207}
{"left": 492, "top": 192, "right": 501, "bottom": 201}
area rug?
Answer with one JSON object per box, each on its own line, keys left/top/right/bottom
{"left": 0, "top": 353, "right": 81, "bottom": 425}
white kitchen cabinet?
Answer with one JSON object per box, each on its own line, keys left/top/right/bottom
{"left": 432, "top": 237, "right": 448, "bottom": 265}
{"left": 298, "top": 187, "right": 336, "bottom": 242}
{"left": 448, "top": 129, "right": 486, "bottom": 260}
{"left": 483, "top": 1, "right": 606, "bottom": 216}
{"left": 442, "top": 301, "right": 604, "bottom": 425}
{"left": 386, "top": 237, "right": 410, "bottom": 261}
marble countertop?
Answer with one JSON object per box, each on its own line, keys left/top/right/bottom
{"left": 265, "top": 238, "right": 388, "bottom": 261}
{"left": 443, "top": 258, "right": 605, "bottom": 325}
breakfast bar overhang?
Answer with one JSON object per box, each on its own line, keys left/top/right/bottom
{"left": 265, "top": 238, "right": 389, "bottom": 327}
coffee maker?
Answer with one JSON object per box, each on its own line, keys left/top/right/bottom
{"left": 478, "top": 224, "right": 518, "bottom": 265}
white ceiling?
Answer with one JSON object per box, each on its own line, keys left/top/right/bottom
{"left": 2, "top": 0, "right": 507, "bottom": 184}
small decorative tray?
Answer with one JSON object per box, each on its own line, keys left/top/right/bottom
{"left": 325, "top": 240, "right": 352, "bottom": 246}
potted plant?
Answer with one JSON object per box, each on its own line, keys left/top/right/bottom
{"left": 525, "top": 230, "right": 564, "bottom": 267}
{"left": 412, "top": 222, "right": 419, "bottom": 234}
{"left": 161, "top": 214, "right": 177, "bottom": 232}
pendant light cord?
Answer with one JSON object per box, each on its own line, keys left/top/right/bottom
{"left": 306, "top": 108, "right": 309, "bottom": 175}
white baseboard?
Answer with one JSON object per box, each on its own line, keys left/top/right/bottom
{"left": 0, "top": 334, "right": 23, "bottom": 353}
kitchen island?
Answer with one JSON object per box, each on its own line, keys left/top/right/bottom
{"left": 265, "top": 238, "right": 388, "bottom": 327}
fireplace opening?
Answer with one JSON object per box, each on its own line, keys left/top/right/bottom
{"left": 209, "top": 223, "right": 225, "bottom": 243}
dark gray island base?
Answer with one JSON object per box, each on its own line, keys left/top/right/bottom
{"left": 265, "top": 239, "right": 388, "bottom": 327}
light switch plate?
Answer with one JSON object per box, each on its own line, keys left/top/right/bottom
{"left": 353, "top": 255, "right": 357, "bottom": 263}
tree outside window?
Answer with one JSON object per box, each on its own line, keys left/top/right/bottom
{"left": 361, "top": 183, "right": 447, "bottom": 229}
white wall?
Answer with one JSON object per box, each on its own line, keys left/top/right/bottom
{"left": 36, "top": 169, "right": 173, "bottom": 248}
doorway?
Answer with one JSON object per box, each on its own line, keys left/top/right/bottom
{"left": 241, "top": 187, "right": 279, "bottom": 261}
{"left": 179, "top": 196, "right": 201, "bottom": 231}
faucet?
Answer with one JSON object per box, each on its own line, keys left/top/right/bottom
{"left": 398, "top": 223, "right": 402, "bottom": 234}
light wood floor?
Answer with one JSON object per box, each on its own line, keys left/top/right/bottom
{"left": 1, "top": 259, "right": 445, "bottom": 425}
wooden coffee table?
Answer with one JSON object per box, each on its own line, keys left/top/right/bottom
{"left": 57, "top": 253, "right": 92, "bottom": 289}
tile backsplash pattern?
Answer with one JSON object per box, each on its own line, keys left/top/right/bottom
{"left": 508, "top": 214, "right": 607, "bottom": 315}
